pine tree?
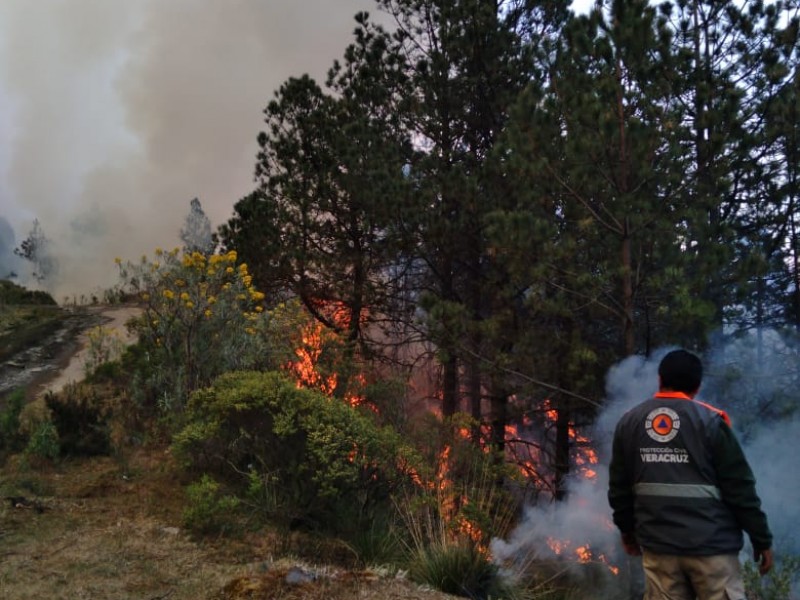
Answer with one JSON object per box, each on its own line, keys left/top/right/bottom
{"left": 378, "top": 0, "right": 563, "bottom": 439}
{"left": 14, "top": 218, "right": 58, "bottom": 285}
{"left": 220, "top": 13, "right": 414, "bottom": 396}
{"left": 665, "top": 0, "right": 784, "bottom": 340}
{"left": 180, "top": 198, "right": 214, "bottom": 255}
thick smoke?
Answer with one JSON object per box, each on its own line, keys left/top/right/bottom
{"left": 492, "top": 336, "right": 800, "bottom": 592}
{"left": 0, "top": 0, "right": 375, "bottom": 299}
{"left": 491, "top": 352, "right": 667, "bottom": 595}
{"left": 704, "top": 331, "right": 800, "bottom": 556}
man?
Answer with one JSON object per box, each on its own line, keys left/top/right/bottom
{"left": 608, "top": 349, "right": 773, "bottom": 600}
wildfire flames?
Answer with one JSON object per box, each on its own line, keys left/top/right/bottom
{"left": 504, "top": 399, "right": 600, "bottom": 486}
{"left": 283, "top": 304, "right": 369, "bottom": 407}
{"left": 288, "top": 318, "right": 338, "bottom": 395}
{"left": 546, "top": 536, "right": 620, "bottom": 575}
{"left": 284, "top": 304, "right": 616, "bottom": 575}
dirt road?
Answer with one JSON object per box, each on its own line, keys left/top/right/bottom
{"left": 42, "top": 305, "right": 140, "bottom": 395}
{"left": 0, "top": 305, "right": 140, "bottom": 400}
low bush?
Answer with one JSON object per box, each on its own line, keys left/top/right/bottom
{"left": 407, "top": 539, "right": 508, "bottom": 600}
{"left": 24, "top": 420, "right": 60, "bottom": 460}
{"left": 396, "top": 419, "right": 527, "bottom": 599}
{"left": 744, "top": 553, "right": 800, "bottom": 600}
{"left": 116, "top": 249, "right": 272, "bottom": 411}
{"left": 0, "top": 388, "right": 26, "bottom": 453}
{"left": 0, "top": 280, "right": 57, "bottom": 305}
{"left": 173, "top": 370, "right": 420, "bottom": 535}
{"left": 182, "top": 474, "right": 240, "bottom": 535}
{"left": 44, "top": 385, "right": 111, "bottom": 456}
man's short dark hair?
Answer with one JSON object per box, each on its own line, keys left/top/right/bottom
{"left": 658, "top": 349, "right": 703, "bottom": 394}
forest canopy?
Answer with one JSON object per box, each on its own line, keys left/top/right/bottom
{"left": 214, "top": 0, "right": 800, "bottom": 489}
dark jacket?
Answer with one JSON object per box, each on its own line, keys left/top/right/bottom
{"left": 608, "top": 392, "right": 772, "bottom": 555}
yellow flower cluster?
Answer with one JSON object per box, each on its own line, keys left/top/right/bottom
{"left": 182, "top": 251, "right": 208, "bottom": 269}
{"left": 125, "top": 248, "right": 270, "bottom": 346}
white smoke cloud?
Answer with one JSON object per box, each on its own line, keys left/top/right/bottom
{"left": 0, "top": 0, "right": 377, "bottom": 298}
{"left": 491, "top": 352, "right": 668, "bottom": 595}
{"left": 703, "top": 331, "right": 800, "bottom": 556}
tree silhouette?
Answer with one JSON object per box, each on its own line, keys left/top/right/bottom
{"left": 14, "top": 219, "right": 58, "bottom": 284}
{"left": 180, "top": 198, "right": 214, "bottom": 255}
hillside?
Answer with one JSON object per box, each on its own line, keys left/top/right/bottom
{"left": 0, "top": 285, "right": 463, "bottom": 600}
{"left": 0, "top": 449, "right": 459, "bottom": 599}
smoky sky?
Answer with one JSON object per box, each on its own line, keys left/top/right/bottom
{"left": 0, "top": 0, "right": 595, "bottom": 299}
{"left": 0, "top": 0, "right": 376, "bottom": 298}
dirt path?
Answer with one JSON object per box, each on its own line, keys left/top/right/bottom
{"left": 41, "top": 305, "right": 140, "bottom": 396}
{"left": 0, "top": 305, "right": 140, "bottom": 401}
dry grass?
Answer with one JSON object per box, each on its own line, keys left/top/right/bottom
{"left": 0, "top": 448, "right": 459, "bottom": 600}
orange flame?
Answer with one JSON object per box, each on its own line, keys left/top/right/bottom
{"left": 546, "top": 537, "right": 620, "bottom": 575}
{"left": 283, "top": 302, "right": 371, "bottom": 407}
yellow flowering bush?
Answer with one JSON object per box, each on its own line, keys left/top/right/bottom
{"left": 117, "top": 248, "right": 272, "bottom": 410}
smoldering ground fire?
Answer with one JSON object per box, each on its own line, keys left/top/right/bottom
{"left": 491, "top": 337, "right": 800, "bottom": 595}
{"left": 288, "top": 307, "right": 800, "bottom": 592}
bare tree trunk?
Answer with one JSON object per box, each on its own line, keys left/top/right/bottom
{"left": 554, "top": 398, "right": 571, "bottom": 501}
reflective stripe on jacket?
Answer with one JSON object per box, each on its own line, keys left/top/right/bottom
{"left": 609, "top": 393, "right": 750, "bottom": 555}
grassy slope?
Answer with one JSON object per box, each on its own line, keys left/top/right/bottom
{"left": 0, "top": 447, "right": 460, "bottom": 600}
{"left": 0, "top": 304, "right": 66, "bottom": 363}
{"left": 0, "top": 292, "right": 459, "bottom": 600}
{"left": 0, "top": 279, "right": 61, "bottom": 361}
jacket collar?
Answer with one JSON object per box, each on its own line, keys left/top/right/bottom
{"left": 652, "top": 391, "right": 732, "bottom": 426}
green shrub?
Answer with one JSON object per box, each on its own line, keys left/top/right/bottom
{"left": 396, "top": 424, "right": 526, "bottom": 599}
{"left": 744, "top": 554, "right": 800, "bottom": 600}
{"left": 0, "top": 280, "right": 57, "bottom": 305}
{"left": 173, "top": 370, "right": 420, "bottom": 534}
{"left": 182, "top": 474, "right": 240, "bottom": 534}
{"left": 408, "top": 539, "right": 509, "bottom": 599}
{"left": 0, "top": 388, "right": 26, "bottom": 452}
{"left": 24, "top": 421, "right": 60, "bottom": 460}
{"left": 116, "top": 249, "right": 271, "bottom": 411}
{"left": 44, "top": 385, "right": 111, "bottom": 456}
{"left": 342, "top": 511, "right": 405, "bottom": 567}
